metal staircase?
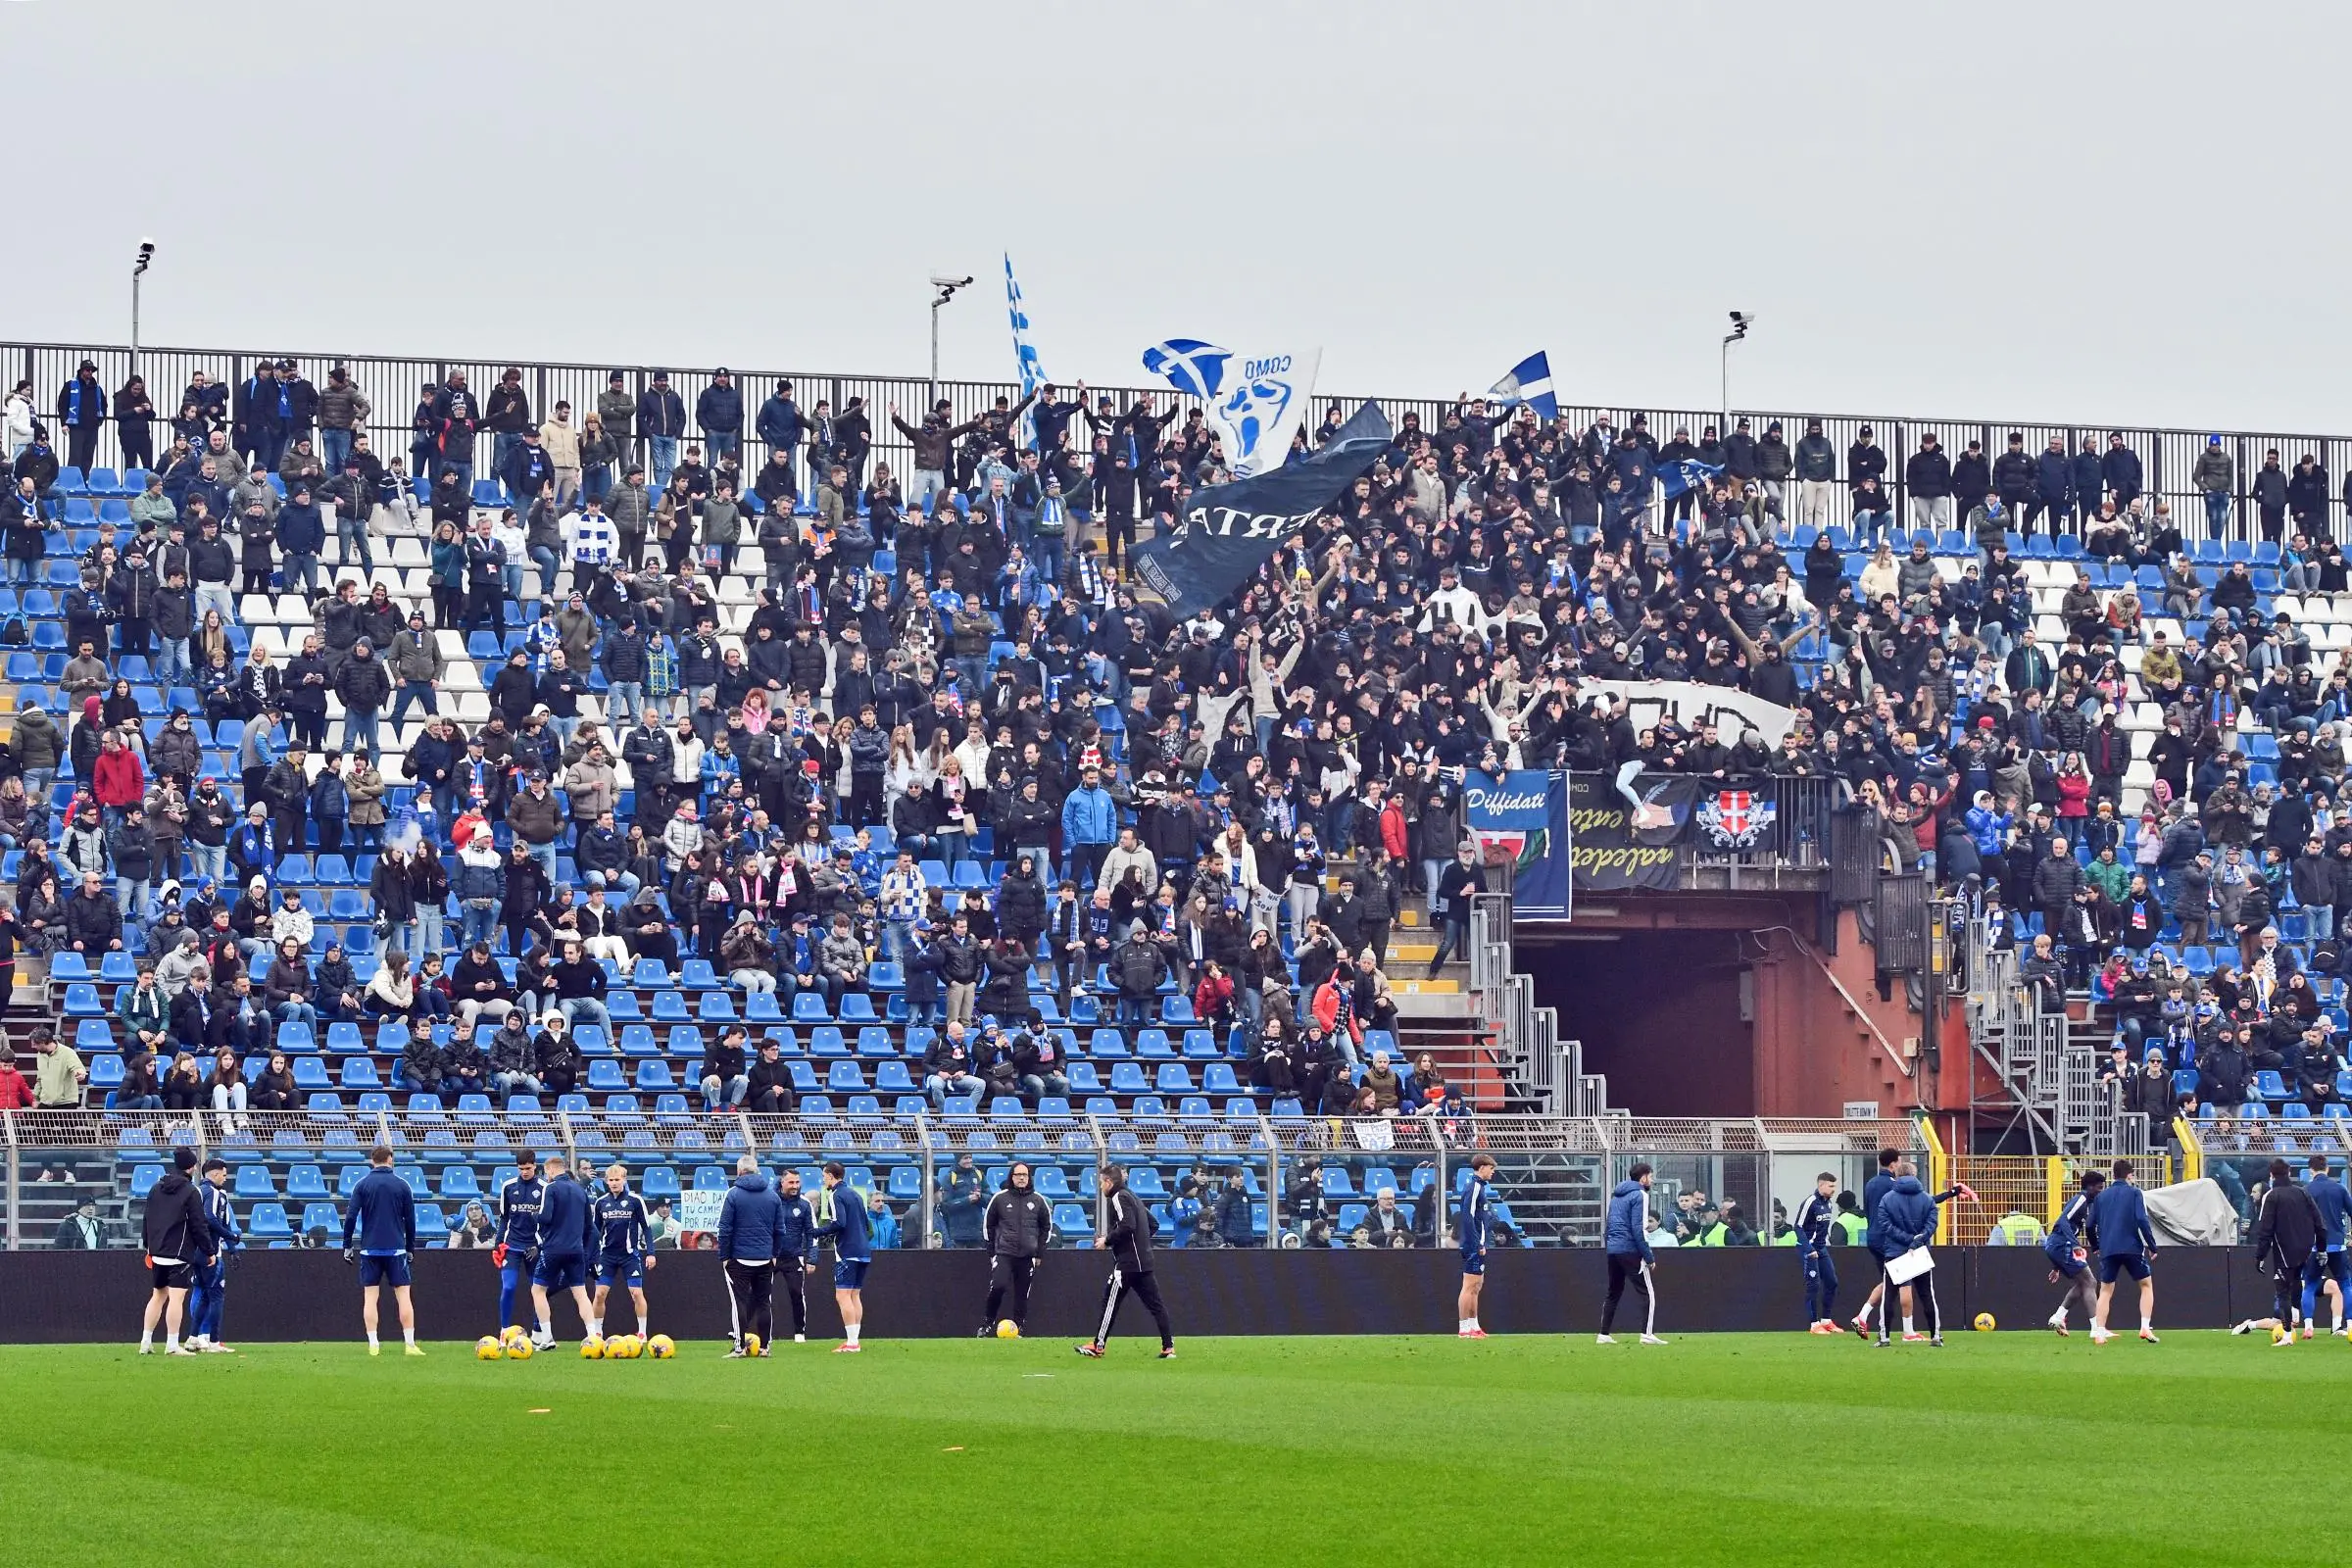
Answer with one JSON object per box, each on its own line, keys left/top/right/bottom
{"left": 1962, "top": 916, "right": 2101, "bottom": 1152}
{"left": 1466, "top": 894, "right": 1608, "bottom": 1116}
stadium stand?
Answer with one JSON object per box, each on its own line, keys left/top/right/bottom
{"left": 9, "top": 343, "right": 2352, "bottom": 1250}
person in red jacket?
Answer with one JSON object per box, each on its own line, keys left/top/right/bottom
{"left": 91, "top": 730, "right": 149, "bottom": 823}
{"left": 0, "top": 1046, "right": 35, "bottom": 1108}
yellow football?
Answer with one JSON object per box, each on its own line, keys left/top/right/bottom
{"left": 1973, "top": 1313, "right": 1995, "bottom": 1332}
{"left": 2273, "top": 1326, "right": 2292, "bottom": 1347}
{"left": 501, "top": 1325, "right": 527, "bottom": 1347}
{"left": 476, "top": 1336, "right": 503, "bottom": 1360}
{"left": 506, "top": 1337, "right": 534, "bottom": 1360}
{"left": 618, "top": 1335, "right": 645, "bottom": 1359}
{"left": 580, "top": 1335, "right": 606, "bottom": 1359}
{"left": 647, "top": 1334, "right": 675, "bottom": 1359}
{"left": 996, "top": 1319, "right": 1021, "bottom": 1339}
{"left": 741, "top": 1332, "right": 762, "bottom": 1356}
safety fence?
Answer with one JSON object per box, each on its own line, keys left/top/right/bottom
{"left": 2, "top": 1107, "right": 1932, "bottom": 1255}
{"left": 10, "top": 338, "right": 2350, "bottom": 544}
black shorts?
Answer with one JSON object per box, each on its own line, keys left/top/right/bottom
{"left": 150, "top": 1260, "right": 192, "bottom": 1291}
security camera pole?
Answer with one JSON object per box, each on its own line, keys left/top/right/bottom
{"left": 928, "top": 273, "right": 974, "bottom": 399}
{"left": 1721, "top": 310, "right": 1753, "bottom": 423}
{"left": 131, "top": 238, "right": 158, "bottom": 381}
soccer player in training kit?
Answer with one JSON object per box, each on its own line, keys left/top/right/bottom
{"left": 2301, "top": 1155, "right": 2350, "bottom": 1339}
{"left": 2044, "top": 1168, "right": 2104, "bottom": 1337}
{"left": 343, "top": 1145, "right": 423, "bottom": 1355}
{"left": 186, "top": 1156, "right": 241, "bottom": 1352}
{"left": 2250, "top": 1158, "right": 2324, "bottom": 1344}
{"left": 530, "top": 1152, "right": 597, "bottom": 1347}
{"left": 1077, "top": 1164, "right": 1175, "bottom": 1358}
{"left": 1793, "top": 1172, "right": 1841, "bottom": 1334}
{"left": 590, "top": 1162, "right": 655, "bottom": 1339}
{"left": 717, "top": 1154, "right": 787, "bottom": 1355}
{"left": 2086, "top": 1158, "right": 2159, "bottom": 1344}
{"left": 981, "top": 1161, "right": 1052, "bottom": 1336}
{"left": 1597, "top": 1161, "right": 1664, "bottom": 1344}
{"left": 1458, "top": 1152, "right": 1496, "bottom": 1338}
{"left": 1847, "top": 1148, "right": 1902, "bottom": 1337}
{"left": 493, "top": 1152, "right": 545, "bottom": 1338}
{"left": 813, "top": 1162, "right": 872, "bottom": 1352}
{"left": 137, "top": 1148, "right": 214, "bottom": 1355}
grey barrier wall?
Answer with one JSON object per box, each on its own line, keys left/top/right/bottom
{"left": 0, "top": 1247, "right": 2251, "bottom": 1343}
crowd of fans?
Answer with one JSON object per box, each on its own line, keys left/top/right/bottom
{"left": 17, "top": 354, "right": 2352, "bottom": 1177}
{"left": 0, "top": 357, "right": 1530, "bottom": 1128}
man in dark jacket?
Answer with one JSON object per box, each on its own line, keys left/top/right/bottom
{"left": 1869, "top": 1158, "right": 1972, "bottom": 1346}
{"left": 696, "top": 369, "right": 744, "bottom": 461}
{"left": 716, "top": 1154, "right": 789, "bottom": 1355}
{"left": 981, "top": 1161, "right": 1053, "bottom": 1334}
{"left": 1904, "top": 431, "right": 1953, "bottom": 534}
{"left": 1075, "top": 1164, "right": 1173, "bottom": 1357}
{"left": 939, "top": 1152, "right": 988, "bottom": 1249}
{"left": 2248, "top": 1157, "right": 2325, "bottom": 1337}
{"left": 139, "top": 1147, "right": 215, "bottom": 1353}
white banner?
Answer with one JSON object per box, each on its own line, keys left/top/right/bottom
{"left": 1141, "top": 338, "right": 1321, "bottom": 478}
{"left": 677, "top": 1189, "right": 725, "bottom": 1235}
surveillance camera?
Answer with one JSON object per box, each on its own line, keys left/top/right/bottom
{"left": 139, "top": 237, "right": 157, "bottom": 252}
{"left": 930, "top": 274, "right": 974, "bottom": 290}
{"left": 1728, "top": 311, "right": 1750, "bottom": 324}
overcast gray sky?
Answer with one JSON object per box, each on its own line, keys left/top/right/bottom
{"left": 6, "top": 0, "right": 2341, "bottom": 432}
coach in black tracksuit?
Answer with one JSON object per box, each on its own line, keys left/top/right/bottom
{"left": 1079, "top": 1165, "right": 1174, "bottom": 1356}
{"left": 2251, "top": 1158, "right": 2323, "bottom": 1330}
{"left": 982, "top": 1163, "right": 1054, "bottom": 1335}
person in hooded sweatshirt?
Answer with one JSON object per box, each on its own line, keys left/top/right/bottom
{"left": 137, "top": 1146, "right": 215, "bottom": 1354}
{"left": 716, "top": 1153, "right": 789, "bottom": 1356}
{"left": 2086, "top": 1158, "right": 2160, "bottom": 1344}
{"left": 1869, "top": 1156, "right": 1974, "bottom": 1347}
{"left": 1596, "top": 1161, "right": 1663, "bottom": 1345}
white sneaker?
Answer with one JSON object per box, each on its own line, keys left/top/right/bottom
{"left": 2089, "top": 1328, "right": 2113, "bottom": 1344}
{"left": 1593, "top": 1334, "right": 1616, "bottom": 1345}
{"left": 794, "top": 1334, "right": 806, "bottom": 1344}
{"left": 1639, "top": 1334, "right": 1668, "bottom": 1346}
{"left": 2230, "top": 1320, "right": 2255, "bottom": 1336}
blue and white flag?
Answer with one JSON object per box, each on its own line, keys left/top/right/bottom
{"left": 1141, "top": 338, "right": 1321, "bottom": 479}
{"left": 1004, "top": 253, "right": 1046, "bottom": 448}
{"left": 1486, "top": 351, "right": 1557, "bottom": 421}
{"left": 1657, "top": 458, "right": 1725, "bottom": 501}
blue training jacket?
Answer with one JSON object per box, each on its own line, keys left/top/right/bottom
{"left": 1603, "top": 1180, "right": 1653, "bottom": 1260}
{"left": 1870, "top": 1175, "right": 1937, "bottom": 1259}
{"left": 536, "top": 1175, "right": 592, "bottom": 1257}
{"left": 1860, "top": 1170, "right": 1896, "bottom": 1252}
{"left": 2087, "top": 1181, "right": 2155, "bottom": 1259}
{"left": 815, "top": 1184, "right": 872, "bottom": 1260}
{"left": 496, "top": 1175, "right": 545, "bottom": 1252}
{"left": 2043, "top": 1191, "right": 2094, "bottom": 1267}
{"left": 342, "top": 1168, "right": 416, "bottom": 1254}
{"left": 717, "top": 1171, "right": 788, "bottom": 1263}
{"left": 2310, "top": 1173, "right": 2350, "bottom": 1250}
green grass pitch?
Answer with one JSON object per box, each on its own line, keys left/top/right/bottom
{"left": 2, "top": 1331, "right": 2341, "bottom": 1566}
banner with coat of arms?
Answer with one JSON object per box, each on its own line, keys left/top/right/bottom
{"left": 1565, "top": 773, "right": 1794, "bottom": 893}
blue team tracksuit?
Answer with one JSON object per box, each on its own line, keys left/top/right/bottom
{"left": 1792, "top": 1191, "right": 1838, "bottom": 1325}
{"left": 343, "top": 1167, "right": 418, "bottom": 1287}
{"left": 495, "top": 1173, "right": 545, "bottom": 1329}
{"left": 189, "top": 1179, "right": 241, "bottom": 1343}
{"left": 533, "top": 1174, "right": 593, "bottom": 1291}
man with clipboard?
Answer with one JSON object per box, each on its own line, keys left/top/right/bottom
{"left": 1869, "top": 1159, "right": 1976, "bottom": 1347}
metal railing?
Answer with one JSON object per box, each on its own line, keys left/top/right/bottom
{"left": 1468, "top": 892, "right": 1604, "bottom": 1116}
{"left": 12, "top": 338, "right": 2352, "bottom": 544}
{"left": 5, "top": 1106, "right": 1955, "bottom": 1251}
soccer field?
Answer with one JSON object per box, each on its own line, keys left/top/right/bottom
{"left": 0, "top": 1332, "right": 2336, "bottom": 1567}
